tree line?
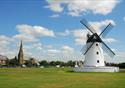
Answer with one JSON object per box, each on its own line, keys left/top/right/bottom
{"left": 2, "top": 57, "right": 76, "bottom": 67}
{"left": 1, "top": 57, "right": 125, "bottom": 68}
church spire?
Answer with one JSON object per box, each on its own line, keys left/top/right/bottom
{"left": 18, "top": 40, "right": 24, "bottom": 66}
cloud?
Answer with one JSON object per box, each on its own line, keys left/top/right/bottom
{"left": 24, "top": 43, "right": 43, "bottom": 50}
{"left": 0, "top": 35, "right": 17, "bottom": 58}
{"left": 0, "top": 35, "right": 15, "bottom": 53}
{"left": 116, "top": 51, "right": 125, "bottom": 58}
{"left": 46, "top": 45, "right": 74, "bottom": 58}
{"left": 50, "top": 14, "right": 60, "bottom": 18}
{"left": 45, "top": 0, "right": 64, "bottom": 12}
{"left": 22, "top": 46, "right": 42, "bottom": 59}
{"left": 72, "top": 29, "right": 88, "bottom": 45}
{"left": 17, "top": 24, "right": 55, "bottom": 37}
{"left": 57, "top": 29, "right": 70, "bottom": 36}
{"left": 103, "top": 38, "right": 117, "bottom": 43}
{"left": 46, "top": 0, "right": 119, "bottom": 16}
{"left": 89, "top": 19, "right": 116, "bottom": 34}
{"left": 60, "top": 45, "right": 81, "bottom": 61}
{"left": 14, "top": 34, "right": 38, "bottom": 42}
{"left": 62, "top": 45, "right": 74, "bottom": 54}
{"left": 47, "top": 49, "right": 61, "bottom": 56}
{"left": 0, "top": 35, "right": 13, "bottom": 45}
{"left": 109, "top": 51, "right": 125, "bottom": 63}
{"left": 13, "top": 24, "right": 55, "bottom": 42}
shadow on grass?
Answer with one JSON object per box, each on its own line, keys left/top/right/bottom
{"left": 66, "top": 70, "right": 74, "bottom": 73}
{"left": 119, "top": 69, "right": 125, "bottom": 73}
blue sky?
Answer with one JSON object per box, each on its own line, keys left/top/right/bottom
{"left": 0, "top": 0, "right": 125, "bottom": 62}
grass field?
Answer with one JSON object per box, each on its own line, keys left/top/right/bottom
{"left": 0, "top": 68, "right": 125, "bottom": 88}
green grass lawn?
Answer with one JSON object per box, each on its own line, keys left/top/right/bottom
{"left": 0, "top": 68, "right": 125, "bottom": 88}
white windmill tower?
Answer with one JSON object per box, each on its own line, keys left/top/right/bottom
{"left": 74, "top": 19, "right": 119, "bottom": 72}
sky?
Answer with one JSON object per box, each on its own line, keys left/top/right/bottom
{"left": 0, "top": 0, "right": 125, "bottom": 63}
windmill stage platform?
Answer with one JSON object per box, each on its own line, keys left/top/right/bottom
{"left": 73, "top": 66, "right": 119, "bottom": 72}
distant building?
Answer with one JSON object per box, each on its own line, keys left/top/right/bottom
{"left": 30, "top": 58, "right": 36, "bottom": 65}
{"left": 0, "top": 55, "right": 8, "bottom": 66}
{"left": 30, "top": 58, "right": 39, "bottom": 66}
{"left": 18, "top": 41, "right": 25, "bottom": 66}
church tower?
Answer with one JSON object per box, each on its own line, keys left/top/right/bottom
{"left": 18, "top": 40, "right": 24, "bottom": 66}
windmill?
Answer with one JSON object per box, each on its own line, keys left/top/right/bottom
{"left": 73, "top": 19, "right": 119, "bottom": 72}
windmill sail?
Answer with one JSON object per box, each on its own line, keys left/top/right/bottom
{"left": 81, "top": 43, "right": 94, "bottom": 55}
{"left": 102, "top": 41, "right": 115, "bottom": 57}
{"left": 80, "top": 19, "right": 96, "bottom": 34}
{"left": 99, "top": 23, "right": 114, "bottom": 37}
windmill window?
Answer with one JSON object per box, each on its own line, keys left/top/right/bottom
{"left": 97, "top": 60, "right": 99, "bottom": 63}
{"left": 96, "top": 44, "right": 98, "bottom": 46}
{"left": 96, "top": 52, "right": 99, "bottom": 55}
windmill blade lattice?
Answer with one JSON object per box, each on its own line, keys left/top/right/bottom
{"left": 83, "top": 42, "right": 95, "bottom": 55}
{"left": 81, "top": 43, "right": 93, "bottom": 55}
{"left": 80, "top": 19, "right": 96, "bottom": 34}
{"left": 102, "top": 41, "right": 115, "bottom": 57}
{"left": 99, "top": 23, "right": 114, "bottom": 37}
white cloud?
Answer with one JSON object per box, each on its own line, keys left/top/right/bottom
{"left": 17, "top": 24, "right": 55, "bottom": 37}
{"left": 72, "top": 29, "right": 88, "bottom": 45}
{"left": 13, "top": 24, "right": 55, "bottom": 42}
{"left": 0, "top": 35, "right": 15, "bottom": 52}
{"left": 62, "top": 45, "right": 74, "bottom": 54}
{"left": 14, "top": 34, "right": 38, "bottom": 42}
{"left": 24, "top": 43, "right": 43, "bottom": 50}
{"left": 0, "top": 35, "right": 17, "bottom": 58}
{"left": 47, "top": 49, "right": 60, "bottom": 54}
{"left": 46, "top": 45, "right": 75, "bottom": 59}
{"left": 47, "top": 49, "right": 61, "bottom": 56}
{"left": 45, "top": 0, "right": 64, "bottom": 12}
{"left": 103, "top": 38, "right": 117, "bottom": 43}
{"left": 109, "top": 51, "right": 125, "bottom": 63}
{"left": 0, "top": 35, "right": 12, "bottom": 45}
{"left": 33, "top": 43, "right": 43, "bottom": 50}
{"left": 50, "top": 14, "right": 59, "bottom": 18}
{"left": 56, "top": 29, "right": 88, "bottom": 45}
{"left": 60, "top": 45, "right": 80, "bottom": 61}
{"left": 89, "top": 19, "right": 116, "bottom": 34}
{"left": 33, "top": 26, "right": 55, "bottom": 37}
{"left": 46, "top": 0, "right": 119, "bottom": 16}
{"left": 116, "top": 51, "right": 125, "bottom": 58}
{"left": 44, "top": 45, "right": 53, "bottom": 49}
{"left": 57, "top": 29, "right": 70, "bottom": 36}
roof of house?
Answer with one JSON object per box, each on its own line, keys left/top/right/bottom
{"left": 0, "top": 55, "right": 8, "bottom": 60}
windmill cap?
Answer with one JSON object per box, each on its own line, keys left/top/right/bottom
{"left": 87, "top": 33, "right": 102, "bottom": 43}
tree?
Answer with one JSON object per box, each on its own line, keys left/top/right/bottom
{"left": 55, "top": 61, "right": 65, "bottom": 67}
{"left": 25, "top": 60, "right": 32, "bottom": 67}
{"left": 118, "top": 63, "right": 125, "bottom": 68}
{"left": 9, "top": 56, "right": 19, "bottom": 67}
{"left": 66, "top": 60, "right": 75, "bottom": 67}
{"left": 49, "top": 61, "right": 56, "bottom": 66}
{"left": 39, "top": 60, "right": 49, "bottom": 67}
